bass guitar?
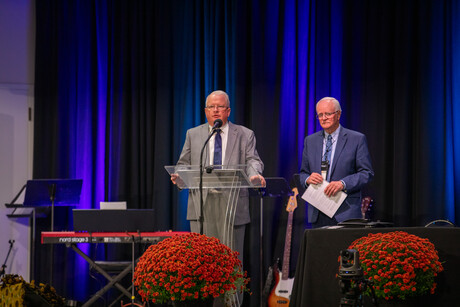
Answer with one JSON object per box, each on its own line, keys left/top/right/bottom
{"left": 268, "top": 187, "right": 298, "bottom": 306}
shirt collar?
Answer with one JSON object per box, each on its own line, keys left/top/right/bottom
{"left": 324, "top": 125, "right": 341, "bottom": 140}
{"left": 208, "top": 122, "right": 229, "bottom": 134}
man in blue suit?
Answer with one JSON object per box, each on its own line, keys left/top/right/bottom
{"left": 299, "top": 97, "right": 374, "bottom": 228}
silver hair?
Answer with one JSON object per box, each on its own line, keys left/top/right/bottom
{"left": 206, "top": 90, "right": 230, "bottom": 107}
{"left": 316, "top": 97, "right": 342, "bottom": 111}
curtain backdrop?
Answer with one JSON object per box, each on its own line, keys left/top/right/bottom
{"left": 33, "top": 0, "right": 460, "bottom": 305}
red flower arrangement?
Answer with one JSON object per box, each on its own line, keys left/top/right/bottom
{"left": 133, "top": 232, "right": 249, "bottom": 304}
{"left": 346, "top": 231, "right": 443, "bottom": 300}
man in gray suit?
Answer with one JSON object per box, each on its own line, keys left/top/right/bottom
{"left": 300, "top": 97, "right": 374, "bottom": 228}
{"left": 171, "top": 90, "right": 265, "bottom": 263}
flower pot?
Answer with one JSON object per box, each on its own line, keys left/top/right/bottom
{"left": 346, "top": 231, "right": 443, "bottom": 302}
{"left": 134, "top": 233, "right": 249, "bottom": 305}
{"left": 171, "top": 297, "right": 214, "bottom": 307}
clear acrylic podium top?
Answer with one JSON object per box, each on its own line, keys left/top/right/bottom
{"left": 165, "top": 164, "right": 263, "bottom": 190}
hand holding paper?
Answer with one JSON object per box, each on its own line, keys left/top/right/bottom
{"left": 301, "top": 180, "right": 347, "bottom": 218}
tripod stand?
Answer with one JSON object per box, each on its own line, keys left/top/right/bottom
{"left": 338, "top": 277, "right": 376, "bottom": 307}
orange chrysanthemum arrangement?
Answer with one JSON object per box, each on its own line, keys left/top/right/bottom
{"left": 347, "top": 231, "right": 443, "bottom": 301}
{"left": 133, "top": 232, "right": 249, "bottom": 304}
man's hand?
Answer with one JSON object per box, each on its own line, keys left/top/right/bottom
{"left": 250, "top": 174, "right": 266, "bottom": 187}
{"left": 324, "top": 181, "right": 344, "bottom": 197}
{"left": 306, "top": 172, "right": 323, "bottom": 185}
{"left": 171, "top": 173, "right": 185, "bottom": 188}
{"left": 171, "top": 173, "right": 186, "bottom": 186}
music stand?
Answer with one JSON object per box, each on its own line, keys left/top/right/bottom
{"left": 249, "top": 177, "right": 292, "bottom": 304}
{"left": 6, "top": 179, "right": 83, "bottom": 285}
{"left": 22, "top": 179, "right": 83, "bottom": 230}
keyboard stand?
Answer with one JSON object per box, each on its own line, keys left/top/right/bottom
{"left": 67, "top": 242, "right": 134, "bottom": 306}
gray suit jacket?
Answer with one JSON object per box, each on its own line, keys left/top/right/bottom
{"left": 299, "top": 126, "right": 374, "bottom": 223}
{"left": 176, "top": 121, "right": 264, "bottom": 225}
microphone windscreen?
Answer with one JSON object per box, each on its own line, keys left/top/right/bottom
{"left": 213, "top": 119, "right": 223, "bottom": 128}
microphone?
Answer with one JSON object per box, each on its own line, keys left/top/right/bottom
{"left": 212, "top": 119, "right": 223, "bottom": 129}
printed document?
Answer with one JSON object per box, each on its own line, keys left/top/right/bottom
{"left": 301, "top": 180, "right": 347, "bottom": 218}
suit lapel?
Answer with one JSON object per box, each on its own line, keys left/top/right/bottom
{"left": 225, "top": 122, "right": 237, "bottom": 165}
{"left": 199, "top": 124, "right": 209, "bottom": 142}
{"left": 199, "top": 124, "right": 211, "bottom": 165}
{"left": 330, "top": 128, "right": 347, "bottom": 176}
{"left": 315, "top": 132, "right": 323, "bottom": 172}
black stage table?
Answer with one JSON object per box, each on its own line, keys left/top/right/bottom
{"left": 290, "top": 227, "right": 460, "bottom": 307}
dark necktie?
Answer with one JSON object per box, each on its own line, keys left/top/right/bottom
{"left": 213, "top": 129, "right": 222, "bottom": 166}
{"left": 323, "top": 134, "right": 333, "bottom": 162}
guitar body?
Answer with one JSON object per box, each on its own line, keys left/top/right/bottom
{"left": 268, "top": 266, "right": 293, "bottom": 306}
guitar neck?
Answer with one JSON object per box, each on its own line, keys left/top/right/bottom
{"left": 281, "top": 211, "right": 293, "bottom": 279}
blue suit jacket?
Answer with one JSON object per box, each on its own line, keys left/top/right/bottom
{"left": 299, "top": 126, "right": 374, "bottom": 223}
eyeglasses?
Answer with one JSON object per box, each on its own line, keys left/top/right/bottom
{"left": 206, "top": 105, "right": 228, "bottom": 110}
{"left": 316, "top": 111, "right": 338, "bottom": 119}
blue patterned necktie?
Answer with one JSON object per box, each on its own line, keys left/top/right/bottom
{"left": 213, "top": 129, "right": 222, "bottom": 166}
{"left": 323, "top": 134, "right": 333, "bottom": 163}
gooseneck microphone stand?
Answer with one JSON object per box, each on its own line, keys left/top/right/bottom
{"left": 0, "top": 240, "right": 15, "bottom": 277}
{"left": 198, "top": 119, "right": 223, "bottom": 234}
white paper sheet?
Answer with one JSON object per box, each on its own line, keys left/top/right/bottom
{"left": 301, "top": 180, "right": 347, "bottom": 218}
